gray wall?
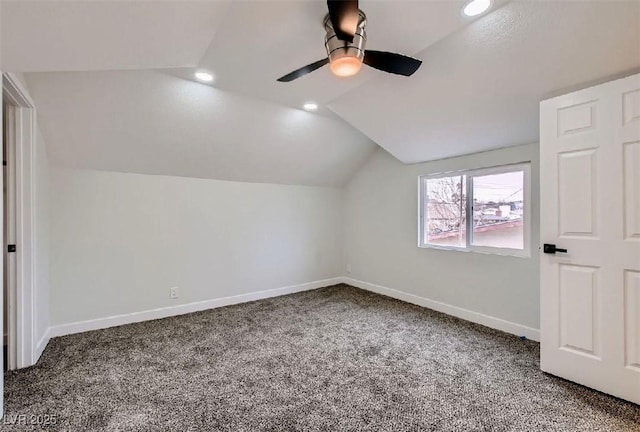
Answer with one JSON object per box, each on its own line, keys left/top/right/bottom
{"left": 35, "top": 127, "right": 50, "bottom": 345}
{"left": 50, "top": 168, "right": 343, "bottom": 325}
{"left": 343, "top": 144, "right": 540, "bottom": 329}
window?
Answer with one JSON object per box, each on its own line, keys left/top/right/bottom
{"left": 419, "top": 163, "right": 530, "bottom": 256}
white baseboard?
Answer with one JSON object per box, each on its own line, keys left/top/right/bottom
{"left": 47, "top": 276, "right": 539, "bottom": 342}
{"left": 35, "top": 327, "right": 51, "bottom": 362}
{"left": 341, "top": 277, "right": 540, "bottom": 341}
{"left": 50, "top": 277, "right": 343, "bottom": 338}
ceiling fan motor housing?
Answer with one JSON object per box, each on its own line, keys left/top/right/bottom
{"left": 323, "top": 10, "right": 367, "bottom": 64}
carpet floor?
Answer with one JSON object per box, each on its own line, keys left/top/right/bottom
{"left": 1, "top": 284, "right": 639, "bottom": 431}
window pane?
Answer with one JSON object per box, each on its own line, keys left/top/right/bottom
{"left": 471, "top": 171, "right": 524, "bottom": 249}
{"left": 425, "top": 175, "right": 466, "bottom": 247}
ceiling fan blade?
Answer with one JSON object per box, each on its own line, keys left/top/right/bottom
{"left": 363, "top": 50, "right": 422, "bottom": 76}
{"left": 327, "top": 0, "right": 359, "bottom": 42}
{"left": 277, "top": 58, "right": 329, "bottom": 82}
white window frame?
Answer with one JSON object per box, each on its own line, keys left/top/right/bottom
{"left": 418, "top": 162, "right": 531, "bottom": 257}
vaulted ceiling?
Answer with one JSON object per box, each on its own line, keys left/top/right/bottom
{"left": 331, "top": 0, "right": 640, "bottom": 162}
{"left": 2, "top": 1, "right": 639, "bottom": 185}
{"left": 24, "top": 70, "right": 374, "bottom": 186}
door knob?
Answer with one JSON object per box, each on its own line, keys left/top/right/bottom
{"left": 543, "top": 243, "right": 568, "bottom": 254}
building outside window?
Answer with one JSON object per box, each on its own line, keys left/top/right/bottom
{"left": 419, "top": 163, "right": 531, "bottom": 257}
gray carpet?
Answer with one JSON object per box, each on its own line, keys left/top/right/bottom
{"left": 2, "top": 284, "right": 639, "bottom": 431}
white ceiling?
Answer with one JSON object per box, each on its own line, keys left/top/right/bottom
{"left": 0, "top": 1, "right": 227, "bottom": 72}
{"left": 25, "top": 70, "right": 374, "bottom": 187}
{"left": 193, "top": 0, "right": 484, "bottom": 116}
{"left": 2, "top": 1, "right": 639, "bottom": 184}
{"left": 329, "top": 0, "right": 640, "bottom": 163}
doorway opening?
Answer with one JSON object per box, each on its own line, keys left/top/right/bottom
{"left": 1, "top": 73, "right": 38, "bottom": 372}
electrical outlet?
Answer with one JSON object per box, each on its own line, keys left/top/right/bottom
{"left": 346, "top": 264, "right": 352, "bottom": 274}
{"left": 170, "top": 287, "right": 179, "bottom": 299}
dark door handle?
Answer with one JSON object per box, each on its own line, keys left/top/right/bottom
{"left": 543, "top": 243, "right": 568, "bottom": 254}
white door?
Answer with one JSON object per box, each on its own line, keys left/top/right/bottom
{"left": 540, "top": 73, "right": 640, "bottom": 404}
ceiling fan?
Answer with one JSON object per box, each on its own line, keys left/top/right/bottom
{"left": 277, "top": 0, "right": 422, "bottom": 82}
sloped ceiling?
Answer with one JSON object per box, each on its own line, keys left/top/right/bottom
{"left": 192, "top": 0, "right": 487, "bottom": 116}
{"left": 2, "top": 1, "right": 639, "bottom": 184}
{"left": 25, "top": 70, "right": 374, "bottom": 187}
{"left": 0, "top": 1, "right": 228, "bottom": 72}
{"left": 329, "top": 0, "right": 640, "bottom": 163}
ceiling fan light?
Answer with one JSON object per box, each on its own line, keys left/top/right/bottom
{"left": 329, "top": 56, "right": 363, "bottom": 77}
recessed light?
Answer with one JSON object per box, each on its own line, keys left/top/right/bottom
{"left": 303, "top": 102, "right": 318, "bottom": 111}
{"left": 462, "top": 0, "right": 491, "bottom": 17}
{"left": 194, "top": 71, "right": 214, "bottom": 82}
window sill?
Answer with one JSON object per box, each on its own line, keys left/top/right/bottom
{"left": 418, "top": 243, "right": 532, "bottom": 258}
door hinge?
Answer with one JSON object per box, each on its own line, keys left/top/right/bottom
{"left": 2, "top": 161, "right": 6, "bottom": 166}
{"left": 7, "top": 244, "right": 16, "bottom": 253}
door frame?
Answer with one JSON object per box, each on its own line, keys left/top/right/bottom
{"left": 2, "top": 72, "right": 38, "bottom": 370}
